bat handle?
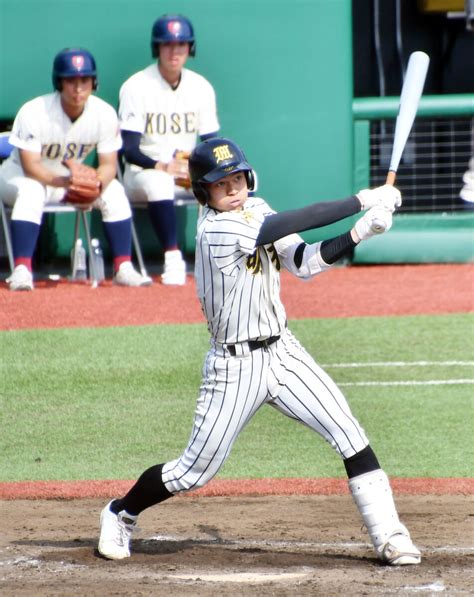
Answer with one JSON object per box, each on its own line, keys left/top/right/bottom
{"left": 386, "top": 170, "right": 397, "bottom": 186}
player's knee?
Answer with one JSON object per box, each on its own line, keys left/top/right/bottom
{"left": 11, "top": 178, "right": 46, "bottom": 224}
{"left": 100, "top": 180, "right": 132, "bottom": 220}
{"left": 133, "top": 170, "right": 175, "bottom": 200}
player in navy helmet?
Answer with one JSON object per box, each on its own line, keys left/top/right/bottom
{"left": 118, "top": 14, "right": 220, "bottom": 285}
{"left": 151, "top": 14, "right": 196, "bottom": 57}
{"left": 0, "top": 47, "right": 151, "bottom": 290}
{"left": 52, "top": 47, "right": 98, "bottom": 90}
{"left": 98, "top": 136, "right": 421, "bottom": 567}
{"left": 189, "top": 137, "right": 255, "bottom": 204}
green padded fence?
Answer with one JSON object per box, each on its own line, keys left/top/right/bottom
{"left": 352, "top": 94, "right": 474, "bottom": 263}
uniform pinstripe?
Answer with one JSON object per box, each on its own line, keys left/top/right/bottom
{"left": 162, "top": 197, "right": 369, "bottom": 494}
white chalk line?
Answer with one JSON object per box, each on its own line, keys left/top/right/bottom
{"left": 321, "top": 361, "right": 474, "bottom": 368}
{"left": 338, "top": 379, "right": 474, "bottom": 387}
{"left": 148, "top": 535, "right": 473, "bottom": 555}
{"left": 319, "top": 361, "right": 474, "bottom": 386}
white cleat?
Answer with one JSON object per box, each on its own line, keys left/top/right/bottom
{"left": 113, "top": 262, "right": 153, "bottom": 287}
{"left": 6, "top": 265, "right": 34, "bottom": 291}
{"left": 98, "top": 500, "right": 137, "bottom": 560}
{"left": 379, "top": 529, "right": 421, "bottom": 565}
{"left": 161, "top": 250, "right": 186, "bottom": 286}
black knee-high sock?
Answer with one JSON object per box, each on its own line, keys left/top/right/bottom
{"left": 110, "top": 464, "right": 173, "bottom": 516}
{"left": 343, "top": 445, "right": 381, "bottom": 479}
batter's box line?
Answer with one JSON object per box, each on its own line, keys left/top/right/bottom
{"left": 147, "top": 535, "right": 474, "bottom": 554}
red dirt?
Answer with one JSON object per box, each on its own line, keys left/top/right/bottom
{"left": 1, "top": 477, "right": 472, "bottom": 501}
{"left": 1, "top": 264, "right": 473, "bottom": 331}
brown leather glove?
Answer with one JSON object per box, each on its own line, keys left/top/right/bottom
{"left": 62, "top": 159, "right": 102, "bottom": 206}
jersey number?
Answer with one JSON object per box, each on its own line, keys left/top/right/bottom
{"left": 246, "top": 245, "right": 280, "bottom": 274}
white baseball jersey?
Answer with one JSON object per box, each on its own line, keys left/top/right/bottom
{"left": 6, "top": 92, "right": 121, "bottom": 176}
{"left": 195, "top": 196, "right": 332, "bottom": 343}
{"left": 195, "top": 197, "right": 288, "bottom": 344}
{"left": 119, "top": 65, "right": 219, "bottom": 168}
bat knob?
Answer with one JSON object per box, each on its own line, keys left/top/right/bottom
{"left": 371, "top": 218, "right": 387, "bottom": 233}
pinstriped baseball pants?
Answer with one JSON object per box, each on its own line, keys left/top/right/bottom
{"left": 162, "top": 330, "right": 369, "bottom": 495}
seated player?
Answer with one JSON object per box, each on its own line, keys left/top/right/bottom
{"left": 0, "top": 48, "right": 151, "bottom": 290}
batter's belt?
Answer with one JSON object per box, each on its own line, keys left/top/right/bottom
{"left": 226, "top": 335, "right": 280, "bottom": 357}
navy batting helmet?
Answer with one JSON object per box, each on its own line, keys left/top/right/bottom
{"left": 189, "top": 137, "right": 255, "bottom": 204}
{"left": 52, "top": 48, "right": 98, "bottom": 91}
{"left": 151, "top": 14, "right": 196, "bottom": 58}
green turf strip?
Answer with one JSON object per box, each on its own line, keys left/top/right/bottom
{"left": 1, "top": 313, "right": 472, "bottom": 481}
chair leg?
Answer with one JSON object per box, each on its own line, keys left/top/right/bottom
{"left": 1, "top": 201, "right": 15, "bottom": 273}
{"left": 131, "top": 217, "right": 148, "bottom": 277}
{"left": 70, "top": 210, "right": 81, "bottom": 277}
{"left": 80, "top": 210, "right": 98, "bottom": 289}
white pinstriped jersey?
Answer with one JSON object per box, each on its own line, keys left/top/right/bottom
{"left": 119, "top": 65, "right": 219, "bottom": 168}
{"left": 6, "top": 92, "right": 121, "bottom": 175}
{"left": 196, "top": 197, "right": 293, "bottom": 344}
{"left": 162, "top": 197, "right": 370, "bottom": 497}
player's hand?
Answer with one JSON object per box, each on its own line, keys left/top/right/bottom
{"left": 164, "top": 151, "right": 190, "bottom": 178}
{"left": 169, "top": 150, "right": 192, "bottom": 188}
{"left": 357, "top": 185, "right": 402, "bottom": 212}
{"left": 352, "top": 206, "right": 393, "bottom": 242}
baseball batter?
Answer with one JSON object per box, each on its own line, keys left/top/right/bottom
{"left": 119, "top": 14, "right": 220, "bottom": 285}
{"left": 98, "top": 138, "right": 421, "bottom": 566}
{"left": 0, "top": 48, "right": 151, "bottom": 290}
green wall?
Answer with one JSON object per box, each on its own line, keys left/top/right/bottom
{"left": 1, "top": 0, "right": 354, "bottom": 254}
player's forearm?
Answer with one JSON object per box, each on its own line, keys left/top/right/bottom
{"left": 290, "top": 231, "right": 357, "bottom": 276}
{"left": 95, "top": 163, "right": 116, "bottom": 190}
{"left": 19, "top": 150, "right": 69, "bottom": 187}
{"left": 320, "top": 231, "right": 358, "bottom": 263}
{"left": 22, "top": 162, "right": 68, "bottom": 188}
{"left": 256, "top": 196, "right": 361, "bottom": 246}
{"left": 121, "top": 130, "right": 158, "bottom": 169}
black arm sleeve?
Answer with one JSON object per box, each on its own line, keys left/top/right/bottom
{"left": 255, "top": 196, "right": 361, "bottom": 246}
{"left": 292, "top": 232, "right": 356, "bottom": 269}
{"left": 121, "top": 130, "right": 157, "bottom": 169}
{"left": 320, "top": 231, "right": 357, "bottom": 264}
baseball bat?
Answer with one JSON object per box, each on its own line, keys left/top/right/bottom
{"left": 369, "top": 52, "right": 430, "bottom": 234}
{"left": 386, "top": 51, "right": 430, "bottom": 185}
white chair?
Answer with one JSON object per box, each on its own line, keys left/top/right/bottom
{"left": 0, "top": 132, "right": 148, "bottom": 287}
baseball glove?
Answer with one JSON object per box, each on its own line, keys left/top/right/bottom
{"left": 173, "top": 150, "right": 192, "bottom": 189}
{"left": 62, "top": 159, "right": 102, "bottom": 207}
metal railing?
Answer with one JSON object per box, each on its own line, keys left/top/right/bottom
{"left": 353, "top": 94, "right": 474, "bottom": 213}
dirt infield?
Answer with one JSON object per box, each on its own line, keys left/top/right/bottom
{"left": 1, "top": 496, "right": 472, "bottom": 595}
{"left": 1, "top": 263, "right": 473, "bottom": 594}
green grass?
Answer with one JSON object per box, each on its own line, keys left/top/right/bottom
{"left": 1, "top": 313, "right": 473, "bottom": 481}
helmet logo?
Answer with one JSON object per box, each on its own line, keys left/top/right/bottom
{"left": 168, "top": 21, "right": 181, "bottom": 35}
{"left": 213, "top": 144, "right": 234, "bottom": 164}
{"left": 71, "top": 55, "right": 85, "bottom": 71}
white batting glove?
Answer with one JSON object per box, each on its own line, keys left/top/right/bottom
{"left": 353, "top": 206, "right": 393, "bottom": 241}
{"left": 357, "top": 184, "right": 402, "bottom": 212}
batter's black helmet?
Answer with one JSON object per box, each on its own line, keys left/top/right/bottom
{"left": 151, "top": 14, "right": 196, "bottom": 58}
{"left": 189, "top": 137, "right": 255, "bottom": 204}
{"left": 52, "top": 48, "right": 98, "bottom": 91}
